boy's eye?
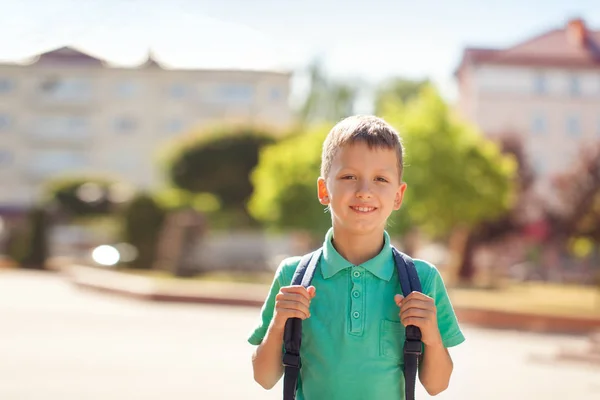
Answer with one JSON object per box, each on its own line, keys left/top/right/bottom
{"left": 341, "top": 175, "right": 356, "bottom": 180}
{"left": 376, "top": 177, "right": 388, "bottom": 182}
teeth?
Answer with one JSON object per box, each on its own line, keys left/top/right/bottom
{"left": 354, "top": 206, "right": 374, "bottom": 212}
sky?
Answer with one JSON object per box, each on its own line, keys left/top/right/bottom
{"left": 0, "top": 0, "right": 599, "bottom": 109}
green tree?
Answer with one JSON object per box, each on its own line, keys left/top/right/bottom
{"left": 298, "top": 59, "right": 358, "bottom": 125}
{"left": 382, "top": 85, "right": 516, "bottom": 239}
{"left": 374, "top": 77, "right": 429, "bottom": 115}
{"left": 161, "top": 125, "right": 276, "bottom": 227}
{"left": 248, "top": 124, "right": 331, "bottom": 238}
{"left": 42, "top": 176, "right": 126, "bottom": 219}
{"left": 250, "top": 85, "right": 516, "bottom": 263}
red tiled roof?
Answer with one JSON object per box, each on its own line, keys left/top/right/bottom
{"left": 35, "top": 46, "right": 105, "bottom": 66}
{"left": 456, "top": 19, "right": 600, "bottom": 76}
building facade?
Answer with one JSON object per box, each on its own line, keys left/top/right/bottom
{"left": 0, "top": 46, "right": 292, "bottom": 214}
{"left": 455, "top": 18, "right": 600, "bottom": 198}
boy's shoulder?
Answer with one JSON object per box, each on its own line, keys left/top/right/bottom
{"left": 273, "top": 255, "right": 304, "bottom": 286}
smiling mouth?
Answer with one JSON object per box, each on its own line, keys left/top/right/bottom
{"left": 350, "top": 206, "right": 377, "bottom": 213}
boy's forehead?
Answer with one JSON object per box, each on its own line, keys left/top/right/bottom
{"left": 332, "top": 142, "right": 399, "bottom": 168}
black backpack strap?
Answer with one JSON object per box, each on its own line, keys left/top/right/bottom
{"left": 282, "top": 248, "right": 322, "bottom": 400}
{"left": 392, "top": 247, "right": 423, "bottom": 400}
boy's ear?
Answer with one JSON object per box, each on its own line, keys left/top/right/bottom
{"left": 393, "top": 182, "right": 408, "bottom": 210}
{"left": 317, "top": 177, "right": 330, "bottom": 205}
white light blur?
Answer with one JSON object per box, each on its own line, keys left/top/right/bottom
{"left": 92, "top": 245, "right": 120, "bottom": 266}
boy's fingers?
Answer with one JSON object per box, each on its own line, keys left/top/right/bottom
{"left": 276, "top": 293, "right": 310, "bottom": 308}
{"left": 307, "top": 286, "right": 317, "bottom": 298}
{"left": 394, "top": 294, "right": 404, "bottom": 307}
{"left": 281, "top": 285, "right": 312, "bottom": 300}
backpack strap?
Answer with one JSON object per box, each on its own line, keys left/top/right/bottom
{"left": 392, "top": 246, "right": 423, "bottom": 400}
{"left": 282, "top": 248, "right": 322, "bottom": 400}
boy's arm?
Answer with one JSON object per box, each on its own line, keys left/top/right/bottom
{"left": 251, "top": 321, "right": 286, "bottom": 389}
{"left": 418, "top": 337, "right": 453, "bottom": 396}
{"left": 251, "top": 286, "right": 316, "bottom": 390}
{"left": 395, "top": 292, "right": 453, "bottom": 396}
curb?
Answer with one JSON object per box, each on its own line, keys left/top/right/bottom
{"left": 65, "top": 265, "right": 600, "bottom": 335}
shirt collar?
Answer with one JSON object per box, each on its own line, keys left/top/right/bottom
{"left": 320, "top": 228, "right": 395, "bottom": 281}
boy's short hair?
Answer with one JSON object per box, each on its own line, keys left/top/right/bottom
{"left": 320, "top": 115, "right": 405, "bottom": 180}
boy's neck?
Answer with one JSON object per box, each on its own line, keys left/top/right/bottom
{"left": 330, "top": 227, "right": 385, "bottom": 266}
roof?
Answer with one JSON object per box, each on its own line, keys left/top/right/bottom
{"left": 456, "top": 18, "right": 600, "bottom": 76}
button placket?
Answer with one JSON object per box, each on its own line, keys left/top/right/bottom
{"left": 349, "top": 266, "right": 365, "bottom": 335}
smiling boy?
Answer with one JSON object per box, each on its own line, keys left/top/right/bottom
{"left": 248, "top": 115, "right": 465, "bottom": 399}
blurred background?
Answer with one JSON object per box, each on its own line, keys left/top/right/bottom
{"left": 1, "top": 0, "right": 600, "bottom": 399}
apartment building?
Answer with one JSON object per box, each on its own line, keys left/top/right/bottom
{"left": 455, "top": 18, "right": 600, "bottom": 198}
{"left": 0, "top": 46, "right": 292, "bottom": 216}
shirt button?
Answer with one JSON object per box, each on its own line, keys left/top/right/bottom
{"left": 352, "top": 311, "right": 360, "bottom": 318}
{"left": 352, "top": 291, "right": 360, "bottom": 298}
{"left": 352, "top": 271, "right": 361, "bottom": 278}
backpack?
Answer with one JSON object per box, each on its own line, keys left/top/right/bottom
{"left": 282, "top": 246, "right": 423, "bottom": 400}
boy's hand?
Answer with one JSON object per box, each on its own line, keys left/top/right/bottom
{"left": 272, "top": 285, "right": 316, "bottom": 331}
{"left": 394, "top": 292, "right": 442, "bottom": 347}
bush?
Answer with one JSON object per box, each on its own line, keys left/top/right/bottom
{"left": 161, "top": 125, "right": 276, "bottom": 227}
{"left": 9, "top": 207, "right": 50, "bottom": 269}
{"left": 120, "top": 193, "right": 166, "bottom": 269}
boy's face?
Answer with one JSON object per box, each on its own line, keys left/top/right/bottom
{"left": 317, "top": 142, "right": 407, "bottom": 236}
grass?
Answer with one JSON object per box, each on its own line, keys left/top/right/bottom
{"left": 111, "top": 266, "right": 600, "bottom": 318}
{"left": 449, "top": 281, "right": 600, "bottom": 319}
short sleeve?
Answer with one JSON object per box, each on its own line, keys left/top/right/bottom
{"left": 419, "top": 261, "right": 466, "bottom": 348}
{"left": 247, "top": 257, "right": 298, "bottom": 345}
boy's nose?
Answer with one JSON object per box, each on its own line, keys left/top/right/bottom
{"left": 355, "top": 183, "right": 373, "bottom": 198}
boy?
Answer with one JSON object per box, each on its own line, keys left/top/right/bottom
{"left": 248, "top": 115, "right": 465, "bottom": 399}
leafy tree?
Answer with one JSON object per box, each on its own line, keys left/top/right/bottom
{"left": 250, "top": 85, "right": 516, "bottom": 254}
{"left": 161, "top": 125, "right": 276, "bottom": 227}
{"left": 42, "top": 176, "right": 122, "bottom": 219}
{"left": 382, "top": 85, "right": 516, "bottom": 239}
{"left": 248, "top": 124, "right": 331, "bottom": 238}
{"left": 374, "top": 77, "right": 429, "bottom": 114}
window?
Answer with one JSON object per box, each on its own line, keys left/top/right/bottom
{"left": 270, "top": 87, "right": 283, "bottom": 101}
{"left": 166, "top": 118, "right": 184, "bottom": 134}
{"left": 0, "top": 114, "right": 11, "bottom": 131}
{"left": 29, "top": 150, "right": 88, "bottom": 176}
{"left": 33, "top": 115, "right": 89, "bottom": 140}
{"left": 0, "top": 78, "right": 13, "bottom": 94}
{"left": 216, "top": 84, "right": 254, "bottom": 103}
{"left": 169, "top": 84, "right": 187, "bottom": 99}
{"left": 39, "top": 77, "right": 91, "bottom": 101}
{"left": 569, "top": 75, "right": 581, "bottom": 96}
{"left": 566, "top": 115, "right": 581, "bottom": 136}
{"left": 0, "top": 150, "right": 12, "bottom": 167}
{"left": 114, "top": 116, "right": 137, "bottom": 133}
{"left": 533, "top": 73, "right": 546, "bottom": 95}
{"left": 531, "top": 113, "right": 546, "bottom": 134}
{"left": 116, "top": 81, "right": 139, "bottom": 98}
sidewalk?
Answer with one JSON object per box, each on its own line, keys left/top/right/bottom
{"left": 62, "top": 264, "right": 600, "bottom": 335}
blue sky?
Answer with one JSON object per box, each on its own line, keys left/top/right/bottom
{"left": 0, "top": 0, "right": 599, "bottom": 107}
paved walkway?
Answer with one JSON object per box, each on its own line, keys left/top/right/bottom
{"left": 0, "top": 270, "right": 598, "bottom": 399}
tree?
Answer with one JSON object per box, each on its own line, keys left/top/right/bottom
{"left": 248, "top": 124, "right": 331, "bottom": 238}
{"left": 381, "top": 85, "right": 516, "bottom": 240}
{"left": 250, "top": 85, "right": 516, "bottom": 258}
{"left": 298, "top": 59, "right": 359, "bottom": 125}
{"left": 161, "top": 125, "right": 276, "bottom": 227}
{"left": 374, "top": 77, "right": 429, "bottom": 115}
{"left": 42, "top": 176, "right": 132, "bottom": 220}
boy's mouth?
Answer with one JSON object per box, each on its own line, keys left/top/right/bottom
{"left": 350, "top": 206, "right": 377, "bottom": 213}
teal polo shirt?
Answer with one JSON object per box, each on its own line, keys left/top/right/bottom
{"left": 248, "top": 228, "right": 465, "bottom": 400}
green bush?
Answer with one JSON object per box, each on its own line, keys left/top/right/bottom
{"left": 9, "top": 207, "right": 50, "bottom": 269}
{"left": 160, "top": 125, "right": 276, "bottom": 227}
{"left": 120, "top": 193, "right": 166, "bottom": 269}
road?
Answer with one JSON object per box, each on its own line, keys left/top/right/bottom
{"left": 0, "top": 270, "right": 598, "bottom": 400}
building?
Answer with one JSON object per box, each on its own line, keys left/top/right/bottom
{"left": 455, "top": 18, "right": 600, "bottom": 197}
{"left": 0, "top": 46, "right": 292, "bottom": 215}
